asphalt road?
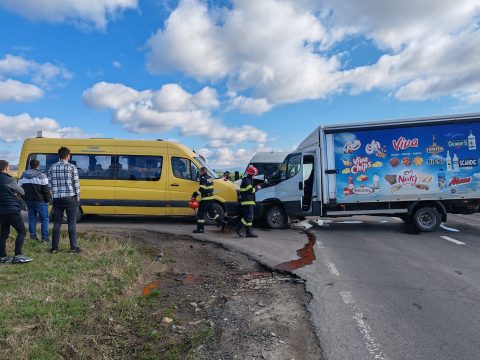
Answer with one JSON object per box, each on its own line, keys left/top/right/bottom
{"left": 68, "top": 213, "right": 480, "bottom": 360}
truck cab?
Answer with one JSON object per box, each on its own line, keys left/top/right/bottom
{"left": 256, "top": 132, "right": 321, "bottom": 228}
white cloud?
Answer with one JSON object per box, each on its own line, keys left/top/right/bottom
{"left": 83, "top": 81, "right": 268, "bottom": 146}
{"left": 0, "top": 0, "right": 138, "bottom": 30}
{"left": 0, "top": 112, "right": 86, "bottom": 143}
{"left": 229, "top": 96, "right": 272, "bottom": 115}
{"left": 147, "top": 0, "right": 341, "bottom": 107}
{"left": 0, "top": 149, "right": 21, "bottom": 163}
{"left": 0, "top": 54, "right": 72, "bottom": 102}
{"left": 0, "top": 79, "right": 43, "bottom": 102}
{"left": 112, "top": 60, "right": 122, "bottom": 69}
{"left": 146, "top": 0, "right": 480, "bottom": 109}
{"left": 321, "top": 0, "right": 480, "bottom": 50}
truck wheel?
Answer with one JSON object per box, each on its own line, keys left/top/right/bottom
{"left": 265, "top": 205, "right": 287, "bottom": 229}
{"left": 412, "top": 207, "right": 441, "bottom": 232}
{"left": 206, "top": 202, "right": 225, "bottom": 225}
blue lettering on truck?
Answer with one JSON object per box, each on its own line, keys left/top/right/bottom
{"left": 333, "top": 122, "right": 479, "bottom": 203}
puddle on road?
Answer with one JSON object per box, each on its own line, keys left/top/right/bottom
{"left": 274, "top": 232, "right": 317, "bottom": 271}
{"left": 142, "top": 280, "right": 160, "bottom": 296}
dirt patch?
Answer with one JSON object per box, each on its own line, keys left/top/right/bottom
{"left": 99, "top": 229, "right": 321, "bottom": 359}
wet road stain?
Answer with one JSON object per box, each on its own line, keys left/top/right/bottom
{"left": 142, "top": 280, "right": 160, "bottom": 296}
{"left": 274, "top": 232, "right": 316, "bottom": 271}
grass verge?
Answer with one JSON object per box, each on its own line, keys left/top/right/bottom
{"left": 0, "top": 233, "right": 212, "bottom": 360}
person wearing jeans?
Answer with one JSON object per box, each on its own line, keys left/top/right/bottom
{"left": 18, "top": 159, "right": 51, "bottom": 243}
{"left": 0, "top": 160, "right": 32, "bottom": 264}
{"left": 48, "top": 147, "right": 81, "bottom": 254}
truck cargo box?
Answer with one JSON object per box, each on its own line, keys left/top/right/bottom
{"left": 328, "top": 120, "right": 479, "bottom": 204}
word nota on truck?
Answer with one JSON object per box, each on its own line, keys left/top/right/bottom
{"left": 18, "top": 138, "right": 239, "bottom": 223}
{"left": 256, "top": 113, "right": 480, "bottom": 232}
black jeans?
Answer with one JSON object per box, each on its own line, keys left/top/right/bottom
{"left": 52, "top": 197, "right": 78, "bottom": 251}
{"left": 0, "top": 212, "right": 26, "bottom": 257}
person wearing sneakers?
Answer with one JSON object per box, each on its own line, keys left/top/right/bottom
{"left": 0, "top": 160, "right": 32, "bottom": 264}
{"left": 48, "top": 147, "right": 81, "bottom": 254}
{"left": 235, "top": 166, "right": 259, "bottom": 238}
{"left": 18, "top": 159, "right": 52, "bottom": 244}
{"left": 192, "top": 167, "right": 228, "bottom": 234}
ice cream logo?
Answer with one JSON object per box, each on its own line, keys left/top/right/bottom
{"left": 351, "top": 156, "right": 372, "bottom": 174}
{"left": 352, "top": 186, "right": 374, "bottom": 195}
{"left": 392, "top": 137, "right": 419, "bottom": 151}
{"left": 425, "top": 135, "right": 444, "bottom": 155}
{"left": 365, "top": 140, "right": 387, "bottom": 157}
{"left": 448, "top": 176, "right": 472, "bottom": 186}
{"left": 397, "top": 169, "right": 418, "bottom": 186}
{"left": 344, "top": 139, "right": 361, "bottom": 154}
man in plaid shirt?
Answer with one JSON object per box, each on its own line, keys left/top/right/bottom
{"left": 48, "top": 147, "right": 81, "bottom": 254}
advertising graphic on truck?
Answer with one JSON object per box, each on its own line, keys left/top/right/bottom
{"left": 334, "top": 122, "right": 479, "bottom": 203}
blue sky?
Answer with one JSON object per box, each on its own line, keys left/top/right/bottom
{"left": 0, "top": 0, "right": 479, "bottom": 169}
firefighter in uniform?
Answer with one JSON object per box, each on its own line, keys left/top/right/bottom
{"left": 235, "top": 166, "right": 259, "bottom": 238}
{"left": 192, "top": 167, "right": 227, "bottom": 234}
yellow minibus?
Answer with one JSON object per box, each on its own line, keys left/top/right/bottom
{"left": 18, "top": 137, "right": 239, "bottom": 223}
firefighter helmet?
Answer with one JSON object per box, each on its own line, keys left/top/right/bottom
{"left": 246, "top": 166, "right": 258, "bottom": 176}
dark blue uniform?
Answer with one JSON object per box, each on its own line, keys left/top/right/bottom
{"left": 192, "top": 174, "right": 226, "bottom": 233}
{"left": 236, "top": 175, "right": 258, "bottom": 237}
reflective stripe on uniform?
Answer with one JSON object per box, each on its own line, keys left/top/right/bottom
{"left": 199, "top": 185, "right": 214, "bottom": 190}
{"left": 197, "top": 220, "right": 205, "bottom": 223}
{"left": 201, "top": 196, "right": 215, "bottom": 201}
{"left": 241, "top": 218, "right": 252, "bottom": 227}
{"left": 241, "top": 201, "right": 255, "bottom": 206}
{"left": 239, "top": 184, "right": 253, "bottom": 192}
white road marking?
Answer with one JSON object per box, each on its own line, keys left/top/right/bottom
{"left": 440, "top": 236, "right": 466, "bottom": 245}
{"left": 340, "top": 291, "right": 355, "bottom": 304}
{"left": 352, "top": 310, "right": 389, "bottom": 360}
{"left": 327, "top": 262, "right": 340, "bottom": 276}
{"left": 440, "top": 224, "right": 460, "bottom": 233}
{"left": 317, "top": 240, "right": 324, "bottom": 249}
{"left": 339, "top": 291, "right": 389, "bottom": 360}
{"left": 391, "top": 217, "right": 402, "bottom": 221}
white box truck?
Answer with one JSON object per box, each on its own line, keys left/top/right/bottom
{"left": 255, "top": 113, "right": 480, "bottom": 232}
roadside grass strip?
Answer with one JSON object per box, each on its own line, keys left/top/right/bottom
{"left": 0, "top": 233, "right": 212, "bottom": 360}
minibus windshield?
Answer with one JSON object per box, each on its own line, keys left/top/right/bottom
{"left": 195, "top": 156, "right": 219, "bottom": 179}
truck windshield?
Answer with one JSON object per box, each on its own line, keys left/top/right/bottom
{"left": 194, "top": 156, "right": 219, "bottom": 179}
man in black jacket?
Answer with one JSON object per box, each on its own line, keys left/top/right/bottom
{"left": 235, "top": 166, "right": 259, "bottom": 238}
{"left": 191, "top": 167, "right": 227, "bottom": 234}
{"left": 0, "top": 160, "right": 32, "bottom": 264}
{"left": 19, "top": 159, "right": 51, "bottom": 243}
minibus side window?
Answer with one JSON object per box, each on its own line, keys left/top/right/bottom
{"left": 26, "top": 154, "right": 58, "bottom": 173}
{"left": 171, "top": 157, "right": 198, "bottom": 181}
{"left": 70, "top": 155, "right": 113, "bottom": 179}
{"left": 117, "top": 155, "right": 163, "bottom": 181}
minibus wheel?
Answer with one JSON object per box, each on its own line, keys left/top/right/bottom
{"left": 206, "top": 202, "right": 225, "bottom": 225}
{"left": 265, "top": 205, "right": 287, "bottom": 229}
